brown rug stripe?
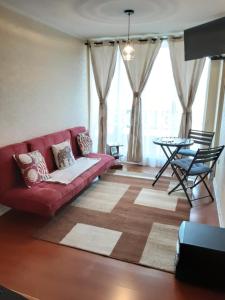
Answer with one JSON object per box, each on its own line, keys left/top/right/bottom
{"left": 35, "top": 173, "right": 190, "bottom": 273}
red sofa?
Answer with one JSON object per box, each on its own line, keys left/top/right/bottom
{"left": 0, "top": 127, "right": 115, "bottom": 217}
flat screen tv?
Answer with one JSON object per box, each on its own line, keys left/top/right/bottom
{"left": 184, "top": 16, "right": 225, "bottom": 61}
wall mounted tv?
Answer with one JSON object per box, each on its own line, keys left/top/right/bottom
{"left": 184, "top": 16, "right": 225, "bottom": 61}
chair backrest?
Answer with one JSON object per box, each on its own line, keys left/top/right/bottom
{"left": 190, "top": 146, "right": 224, "bottom": 172}
{"left": 188, "top": 129, "right": 215, "bottom": 147}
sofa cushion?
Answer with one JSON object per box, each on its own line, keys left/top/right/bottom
{"left": 0, "top": 142, "right": 29, "bottom": 194}
{"left": 0, "top": 186, "right": 68, "bottom": 217}
{"left": 0, "top": 175, "right": 87, "bottom": 217}
{"left": 52, "top": 140, "right": 76, "bottom": 169}
{"left": 69, "top": 127, "right": 86, "bottom": 156}
{"left": 27, "top": 129, "right": 71, "bottom": 172}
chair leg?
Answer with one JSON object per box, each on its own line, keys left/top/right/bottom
{"left": 168, "top": 180, "right": 181, "bottom": 194}
{"left": 171, "top": 154, "right": 184, "bottom": 177}
{"left": 190, "top": 173, "right": 207, "bottom": 189}
{"left": 193, "top": 175, "right": 199, "bottom": 185}
{"left": 199, "top": 175, "right": 215, "bottom": 202}
{"left": 168, "top": 167, "right": 193, "bottom": 207}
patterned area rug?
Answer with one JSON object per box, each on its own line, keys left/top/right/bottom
{"left": 35, "top": 174, "right": 190, "bottom": 273}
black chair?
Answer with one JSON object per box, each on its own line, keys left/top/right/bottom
{"left": 168, "top": 145, "right": 224, "bottom": 206}
{"left": 178, "top": 129, "right": 215, "bottom": 157}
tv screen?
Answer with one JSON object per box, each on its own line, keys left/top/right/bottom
{"left": 184, "top": 16, "right": 225, "bottom": 61}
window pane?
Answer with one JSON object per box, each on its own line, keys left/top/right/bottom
{"left": 107, "top": 51, "right": 132, "bottom": 158}
{"left": 142, "top": 40, "right": 182, "bottom": 167}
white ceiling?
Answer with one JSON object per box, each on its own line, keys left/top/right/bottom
{"left": 0, "top": 0, "right": 225, "bottom": 40}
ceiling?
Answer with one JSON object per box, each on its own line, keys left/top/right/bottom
{"left": 0, "top": 0, "right": 225, "bottom": 40}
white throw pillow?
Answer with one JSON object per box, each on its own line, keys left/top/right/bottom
{"left": 52, "top": 140, "right": 76, "bottom": 169}
{"left": 13, "top": 150, "right": 50, "bottom": 188}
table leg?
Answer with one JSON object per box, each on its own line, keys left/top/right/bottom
{"left": 152, "top": 146, "right": 180, "bottom": 186}
{"left": 152, "top": 145, "right": 171, "bottom": 186}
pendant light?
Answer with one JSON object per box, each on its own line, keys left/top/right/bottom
{"left": 122, "top": 9, "right": 135, "bottom": 61}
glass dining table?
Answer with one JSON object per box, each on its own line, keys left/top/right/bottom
{"left": 152, "top": 137, "right": 194, "bottom": 186}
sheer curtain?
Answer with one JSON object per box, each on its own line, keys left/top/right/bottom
{"left": 192, "top": 58, "right": 210, "bottom": 130}
{"left": 190, "top": 58, "right": 210, "bottom": 152}
{"left": 141, "top": 41, "right": 182, "bottom": 167}
{"left": 89, "top": 42, "right": 117, "bottom": 153}
{"left": 119, "top": 39, "right": 161, "bottom": 162}
{"left": 89, "top": 61, "right": 99, "bottom": 153}
{"left": 90, "top": 49, "right": 132, "bottom": 156}
{"left": 168, "top": 38, "right": 206, "bottom": 137}
{"left": 107, "top": 51, "right": 132, "bottom": 158}
{"left": 90, "top": 41, "right": 209, "bottom": 167}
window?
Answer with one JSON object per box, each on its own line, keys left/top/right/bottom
{"left": 89, "top": 61, "right": 100, "bottom": 152}
{"left": 107, "top": 51, "right": 132, "bottom": 157}
{"left": 141, "top": 41, "right": 182, "bottom": 166}
{"left": 89, "top": 51, "right": 132, "bottom": 155}
{"left": 90, "top": 42, "right": 209, "bottom": 166}
{"left": 192, "top": 58, "right": 210, "bottom": 130}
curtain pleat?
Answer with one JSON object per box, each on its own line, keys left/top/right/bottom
{"left": 119, "top": 39, "right": 162, "bottom": 162}
{"left": 168, "top": 38, "right": 205, "bottom": 138}
{"left": 90, "top": 42, "right": 117, "bottom": 153}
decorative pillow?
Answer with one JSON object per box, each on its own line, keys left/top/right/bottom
{"left": 77, "top": 132, "right": 92, "bottom": 155}
{"left": 30, "top": 150, "right": 50, "bottom": 180}
{"left": 14, "top": 152, "right": 41, "bottom": 188}
{"left": 52, "top": 140, "right": 76, "bottom": 169}
{"left": 14, "top": 150, "right": 50, "bottom": 187}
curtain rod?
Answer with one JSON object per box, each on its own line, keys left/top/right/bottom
{"left": 84, "top": 36, "right": 183, "bottom": 46}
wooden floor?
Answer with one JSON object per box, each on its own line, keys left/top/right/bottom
{"left": 0, "top": 165, "right": 224, "bottom": 300}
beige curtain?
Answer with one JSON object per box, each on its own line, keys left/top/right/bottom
{"left": 90, "top": 42, "right": 117, "bottom": 153}
{"left": 119, "top": 39, "right": 162, "bottom": 162}
{"left": 168, "top": 38, "right": 206, "bottom": 137}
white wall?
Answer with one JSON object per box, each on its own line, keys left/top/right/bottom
{"left": 203, "top": 60, "right": 225, "bottom": 227}
{"left": 214, "top": 94, "right": 225, "bottom": 227}
{"left": 0, "top": 5, "right": 88, "bottom": 147}
{"left": 202, "top": 60, "right": 225, "bottom": 226}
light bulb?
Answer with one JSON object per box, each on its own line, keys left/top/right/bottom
{"left": 122, "top": 43, "right": 135, "bottom": 61}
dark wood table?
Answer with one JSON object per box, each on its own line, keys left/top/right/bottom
{"left": 152, "top": 137, "right": 193, "bottom": 186}
{"left": 0, "top": 285, "right": 38, "bottom": 299}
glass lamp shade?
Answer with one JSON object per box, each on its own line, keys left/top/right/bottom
{"left": 122, "top": 43, "right": 135, "bottom": 61}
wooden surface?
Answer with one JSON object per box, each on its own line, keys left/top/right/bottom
{"left": 0, "top": 165, "right": 223, "bottom": 300}
{"left": 17, "top": 291, "right": 39, "bottom": 300}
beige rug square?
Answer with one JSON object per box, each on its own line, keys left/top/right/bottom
{"left": 60, "top": 223, "right": 122, "bottom": 256}
{"left": 135, "top": 188, "right": 178, "bottom": 211}
{"left": 140, "top": 222, "right": 178, "bottom": 272}
{"left": 71, "top": 181, "right": 129, "bottom": 213}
